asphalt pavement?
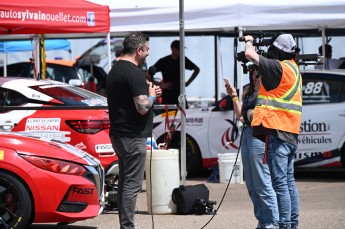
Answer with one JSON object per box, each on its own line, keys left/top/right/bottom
{"left": 30, "top": 169, "right": 345, "bottom": 229}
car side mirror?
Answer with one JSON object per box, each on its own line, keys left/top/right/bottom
{"left": 218, "top": 95, "right": 233, "bottom": 111}
{"left": 69, "top": 79, "right": 82, "bottom": 87}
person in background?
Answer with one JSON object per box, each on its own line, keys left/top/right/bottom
{"left": 244, "top": 33, "right": 302, "bottom": 229}
{"left": 112, "top": 47, "right": 124, "bottom": 66}
{"left": 225, "top": 67, "right": 279, "bottom": 229}
{"left": 316, "top": 43, "right": 344, "bottom": 69}
{"left": 106, "top": 32, "right": 161, "bottom": 229}
{"left": 152, "top": 40, "right": 200, "bottom": 108}
{"left": 115, "top": 48, "right": 124, "bottom": 61}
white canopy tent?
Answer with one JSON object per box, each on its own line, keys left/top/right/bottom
{"left": 94, "top": 0, "right": 345, "bottom": 105}
{"left": 90, "top": 0, "right": 345, "bottom": 183}
{"left": 92, "top": 0, "right": 345, "bottom": 34}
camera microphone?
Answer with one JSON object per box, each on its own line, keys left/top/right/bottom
{"left": 258, "top": 38, "right": 272, "bottom": 46}
{"left": 238, "top": 37, "right": 272, "bottom": 46}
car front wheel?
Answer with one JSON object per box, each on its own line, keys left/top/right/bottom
{"left": 0, "top": 171, "right": 32, "bottom": 229}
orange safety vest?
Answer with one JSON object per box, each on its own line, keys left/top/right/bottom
{"left": 251, "top": 60, "right": 302, "bottom": 134}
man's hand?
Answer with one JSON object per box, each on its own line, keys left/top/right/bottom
{"left": 155, "top": 85, "right": 162, "bottom": 98}
{"left": 161, "top": 81, "right": 173, "bottom": 90}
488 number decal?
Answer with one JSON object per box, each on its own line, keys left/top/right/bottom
{"left": 303, "top": 81, "right": 323, "bottom": 94}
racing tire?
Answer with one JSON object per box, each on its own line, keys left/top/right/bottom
{"left": 0, "top": 171, "right": 32, "bottom": 229}
{"left": 158, "top": 133, "right": 203, "bottom": 177}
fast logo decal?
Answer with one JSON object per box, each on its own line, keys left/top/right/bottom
{"left": 72, "top": 187, "right": 94, "bottom": 195}
{"left": 95, "top": 144, "right": 114, "bottom": 153}
{"left": 221, "top": 119, "right": 239, "bottom": 150}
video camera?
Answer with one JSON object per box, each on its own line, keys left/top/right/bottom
{"left": 236, "top": 32, "right": 272, "bottom": 74}
{"left": 236, "top": 32, "right": 321, "bottom": 72}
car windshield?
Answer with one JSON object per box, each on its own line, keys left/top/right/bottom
{"left": 30, "top": 84, "right": 107, "bottom": 106}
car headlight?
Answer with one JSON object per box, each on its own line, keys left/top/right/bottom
{"left": 20, "top": 154, "right": 87, "bottom": 176}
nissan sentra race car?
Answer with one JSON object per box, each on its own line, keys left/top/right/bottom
{"left": 0, "top": 77, "right": 117, "bottom": 173}
{"left": 152, "top": 70, "right": 345, "bottom": 176}
{"left": 0, "top": 132, "right": 104, "bottom": 228}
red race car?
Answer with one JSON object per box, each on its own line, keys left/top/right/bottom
{"left": 0, "top": 77, "right": 118, "bottom": 175}
{"left": 0, "top": 132, "right": 104, "bottom": 228}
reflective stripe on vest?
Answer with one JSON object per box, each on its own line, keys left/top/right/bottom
{"left": 282, "top": 61, "right": 301, "bottom": 101}
{"left": 256, "top": 97, "right": 302, "bottom": 113}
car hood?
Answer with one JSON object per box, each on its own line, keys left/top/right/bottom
{"left": 0, "top": 132, "right": 100, "bottom": 166}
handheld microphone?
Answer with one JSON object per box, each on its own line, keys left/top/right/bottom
{"left": 148, "top": 66, "right": 156, "bottom": 87}
{"left": 239, "top": 37, "right": 245, "bottom": 42}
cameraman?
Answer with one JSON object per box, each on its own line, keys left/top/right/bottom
{"left": 244, "top": 33, "right": 302, "bottom": 229}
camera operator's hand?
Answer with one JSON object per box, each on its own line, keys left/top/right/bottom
{"left": 244, "top": 35, "right": 260, "bottom": 66}
{"left": 244, "top": 35, "right": 254, "bottom": 44}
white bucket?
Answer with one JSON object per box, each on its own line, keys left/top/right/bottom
{"left": 145, "top": 149, "right": 179, "bottom": 214}
{"left": 218, "top": 153, "right": 243, "bottom": 184}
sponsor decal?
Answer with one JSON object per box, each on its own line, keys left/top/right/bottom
{"left": 221, "top": 119, "right": 239, "bottom": 150}
{"left": 72, "top": 187, "right": 94, "bottom": 195}
{"left": 300, "top": 119, "right": 329, "bottom": 133}
{"left": 19, "top": 131, "right": 71, "bottom": 142}
{"left": 295, "top": 151, "right": 333, "bottom": 160}
{"left": 95, "top": 144, "right": 114, "bottom": 153}
{"left": 298, "top": 136, "right": 332, "bottom": 144}
{"left": 0, "top": 150, "right": 3, "bottom": 160}
{"left": 75, "top": 142, "right": 87, "bottom": 150}
{"left": 87, "top": 12, "right": 95, "bottom": 26}
{"left": 295, "top": 151, "right": 322, "bottom": 160}
{"left": 0, "top": 9, "right": 88, "bottom": 25}
{"left": 165, "top": 117, "right": 204, "bottom": 127}
{"left": 31, "top": 93, "right": 41, "bottom": 99}
{"left": 299, "top": 119, "right": 332, "bottom": 144}
{"left": 25, "top": 118, "right": 61, "bottom": 131}
{"left": 186, "top": 117, "right": 203, "bottom": 126}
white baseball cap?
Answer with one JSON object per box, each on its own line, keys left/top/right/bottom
{"left": 272, "top": 34, "right": 296, "bottom": 53}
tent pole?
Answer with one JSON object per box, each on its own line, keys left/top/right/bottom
{"left": 106, "top": 32, "right": 111, "bottom": 73}
{"left": 3, "top": 53, "right": 7, "bottom": 77}
{"left": 33, "top": 35, "right": 40, "bottom": 80}
{"left": 321, "top": 27, "right": 326, "bottom": 70}
{"left": 238, "top": 27, "right": 244, "bottom": 104}
{"left": 179, "top": 0, "right": 186, "bottom": 185}
{"left": 215, "top": 36, "right": 220, "bottom": 102}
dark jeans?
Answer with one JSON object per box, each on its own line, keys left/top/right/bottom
{"left": 110, "top": 136, "right": 147, "bottom": 229}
